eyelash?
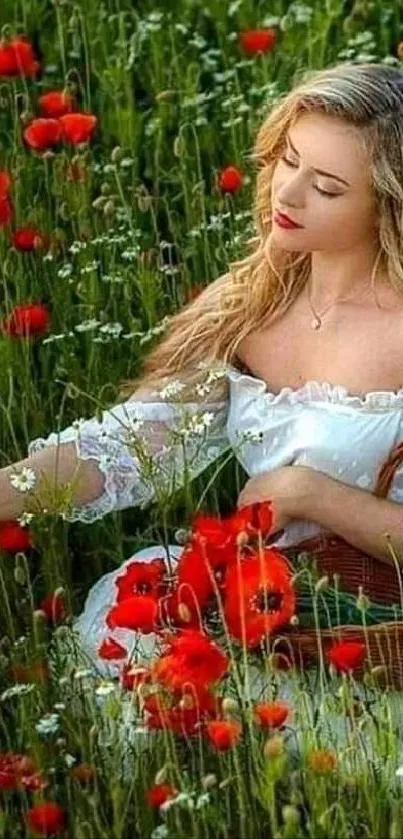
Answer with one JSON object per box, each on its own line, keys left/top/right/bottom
{"left": 280, "top": 156, "right": 339, "bottom": 198}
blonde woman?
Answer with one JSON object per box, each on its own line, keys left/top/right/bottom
{"left": 3, "top": 62, "right": 403, "bottom": 715}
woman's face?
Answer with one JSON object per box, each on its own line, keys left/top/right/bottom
{"left": 270, "top": 111, "right": 379, "bottom": 253}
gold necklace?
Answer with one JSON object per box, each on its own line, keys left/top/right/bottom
{"left": 306, "top": 278, "right": 373, "bottom": 330}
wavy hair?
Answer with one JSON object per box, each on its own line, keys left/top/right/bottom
{"left": 118, "top": 61, "right": 403, "bottom": 404}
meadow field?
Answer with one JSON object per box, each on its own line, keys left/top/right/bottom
{"left": 1, "top": 1, "right": 403, "bottom": 837}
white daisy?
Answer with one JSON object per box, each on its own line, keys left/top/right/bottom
{"left": 9, "top": 466, "right": 38, "bottom": 493}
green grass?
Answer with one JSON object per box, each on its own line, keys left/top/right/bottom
{"left": 1, "top": 0, "right": 403, "bottom": 836}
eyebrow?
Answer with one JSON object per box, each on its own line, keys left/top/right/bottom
{"left": 285, "top": 133, "right": 351, "bottom": 187}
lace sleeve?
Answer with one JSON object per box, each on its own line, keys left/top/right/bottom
{"left": 27, "top": 391, "right": 231, "bottom": 524}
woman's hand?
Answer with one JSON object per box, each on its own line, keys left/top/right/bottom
{"left": 237, "top": 465, "right": 320, "bottom": 537}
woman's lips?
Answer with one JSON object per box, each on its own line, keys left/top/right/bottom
{"left": 273, "top": 211, "right": 303, "bottom": 229}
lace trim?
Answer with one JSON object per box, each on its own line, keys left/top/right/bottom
{"left": 225, "top": 363, "right": 403, "bottom": 412}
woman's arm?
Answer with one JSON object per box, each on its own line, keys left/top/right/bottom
{"left": 300, "top": 470, "right": 403, "bottom": 566}
{"left": 0, "top": 442, "right": 106, "bottom": 520}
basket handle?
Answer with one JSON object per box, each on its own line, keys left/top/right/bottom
{"left": 373, "top": 441, "right": 403, "bottom": 498}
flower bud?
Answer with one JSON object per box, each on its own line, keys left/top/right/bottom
{"left": 100, "top": 182, "right": 112, "bottom": 196}
{"left": 263, "top": 734, "right": 284, "bottom": 759}
{"left": 103, "top": 199, "right": 115, "bottom": 217}
{"left": 282, "top": 804, "right": 300, "bottom": 828}
{"left": 177, "top": 603, "right": 192, "bottom": 623}
{"left": 92, "top": 196, "right": 107, "bottom": 211}
{"left": 356, "top": 585, "right": 370, "bottom": 612}
{"left": 154, "top": 765, "right": 168, "bottom": 785}
{"left": 201, "top": 773, "right": 217, "bottom": 790}
{"left": 221, "top": 697, "right": 238, "bottom": 716}
{"left": 111, "top": 146, "right": 123, "bottom": 163}
{"left": 314, "top": 575, "right": 329, "bottom": 593}
{"left": 173, "top": 135, "right": 185, "bottom": 157}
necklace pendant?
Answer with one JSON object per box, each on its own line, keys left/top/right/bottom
{"left": 311, "top": 316, "right": 321, "bottom": 330}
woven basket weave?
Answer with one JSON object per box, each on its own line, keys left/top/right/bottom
{"left": 279, "top": 440, "right": 403, "bottom": 690}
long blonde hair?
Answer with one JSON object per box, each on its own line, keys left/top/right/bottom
{"left": 118, "top": 61, "right": 403, "bottom": 404}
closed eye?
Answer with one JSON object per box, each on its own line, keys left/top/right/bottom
{"left": 280, "top": 156, "right": 340, "bottom": 198}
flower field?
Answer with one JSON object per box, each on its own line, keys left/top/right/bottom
{"left": 1, "top": 1, "right": 403, "bottom": 837}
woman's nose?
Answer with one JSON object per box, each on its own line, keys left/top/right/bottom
{"left": 275, "top": 173, "right": 305, "bottom": 208}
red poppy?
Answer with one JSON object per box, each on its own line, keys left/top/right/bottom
{"left": 106, "top": 594, "right": 158, "bottom": 633}
{"left": 23, "top": 118, "right": 63, "bottom": 151}
{"left": 217, "top": 165, "right": 243, "bottom": 194}
{"left": 254, "top": 700, "right": 290, "bottom": 729}
{"left": 39, "top": 592, "right": 67, "bottom": 625}
{"left": 224, "top": 548, "right": 296, "bottom": 647}
{"left": 327, "top": 641, "right": 366, "bottom": 674}
{"left": 98, "top": 637, "right": 127, "bottom": 661}
{"left": 239, "top": 28, "right": 277, "bottom": 56}
{"left": 0, "top": 38, "right": 40, "bottom": 78}
{"left": 12, "top": 226, "right": 48, "bottom": 251}
{"left": 205, "top": 719, "right": 242, "bottom": 750}
{"left": 151, "top": 629, "right": 229, "bottom": 693}
{"left": 38, "top": 90, "right": 75, "bottom": 118}
{"left": 146, "top": 782, "right": 177, "bottom": 808}
{"left": 0, "top": 753, "right": 48, "bottom": 792}
{"left": 59, "top": 113, "right": 97, "bottom": 144}
{"left": 25, "top": 801, "right": 66, "bottom": 836}
{"left": 115, "top": 558, "right": 166, "bottom": 603}
{"left": 0, "top": 171, "right": 12, "bottom": 194}
{"left": 0, "top": 520, "right": 32, "bottom": 552}
{"left": 2, "top": 303, "right": 50, "bottom": 338}
{"left": 144, "top": 686, "right": 221, "bottom": 736}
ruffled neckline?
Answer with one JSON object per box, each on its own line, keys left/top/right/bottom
{"left": 225, "top": 363, "right": 403, "bottom": 412}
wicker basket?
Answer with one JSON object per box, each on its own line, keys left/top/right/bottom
{"left": 279, "top": 440, "right": 403, "bottom": 690}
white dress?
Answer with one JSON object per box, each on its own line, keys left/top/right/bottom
{"left": 27, "top": 364, "right": 403, "bottom": 762}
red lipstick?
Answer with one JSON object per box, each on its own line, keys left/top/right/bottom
{"left": 274, "top": 211, "right": 304, "bottom": 229}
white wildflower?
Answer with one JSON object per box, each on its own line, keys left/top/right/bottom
{"left": 9, "top": 466, "right": 38, "bottom": 493}
{"left": 151, "top": 826, "right": 169, "bottom": 839}
{"left": 75, "top": 319, "right": 101, "bottom": 333}
{"left": 396, "top": 765, "right": 403, "bottom": 778}
{"left": 1, "top": 683, "right": 35, "bottom": 701}
{"left": 64, "top": 753, "right": 77, "bottom": 767}
{"left": 196, "top": 792, "right": 210, "bottom": 810}
{"left": 35, "top": 713, "right": 60, "bottom": 736}
{"left": 159, "top": 380, "right": 186, "bottom": 400}
{"left": 178, "top": 412, "right": 215, "bottom": 440}
{"left": 95, "top": 680, "right": 116, "bottom": 697}
{"left": 54, "top": 702, "right": 66, "bottom": 711}
{"left": 17, "top": 511, "right": 35, "bottom": 527}
{"left": 73, "top": 667, "right": 95, "bottom": 681}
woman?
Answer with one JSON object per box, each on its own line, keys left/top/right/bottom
{"left": 3, "top": 62, "right": 403, "bottom": 735}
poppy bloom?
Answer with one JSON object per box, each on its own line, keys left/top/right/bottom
{"left": 23, "top": 118, "right": 63, "bottom": 151}
{"left": 217, "top": 165, "right": 243, "bottom": 194}
{"left": 2, "top": 303, "right": 50, "bottom": 337}
{"left": 146, "top": 782, "right": 177, "bottom": 808}
{"left": 59, "top": 113, "right": 97, "bottom": 145}
{"left": 0, "top": 520, "right": 32, "bottom": 552}
{"left": 224, "top": 548, "right": 296, "bottom": 647}
{"left": 38, "top": 90, "right": 75, "bottom": 118}
{"left": 106, "top": 594, "right": 158, "bottom": 633}
{"left": 0, "top": 38, "right": 40, "bottom": 78}
{"left": 205, "top": 719, "right": 242, "bottom": 750}
{"left": 0, "top": 171, "right": 13, "bottom": 227}
{"left": 98, "top": 637, "right": 127, "bottom": 660}
{"left": 307, "top": 748, "right": 337, "bottom": 773}
{"left": 238, "top": 28, "right": 277, "bottom": 56}
{"left": 115, "top": 558, "right": 166, "bottom": 603}
{"left": 39, "top": 592, "right": 67, "bottom": 625}
{"left": 254, "top": 700, "right": 290, "bottom": 729}
{"left": 12, "top": 225, "right": 48, "bottom": 251}
{"left": 0, "top": 753, "right": 47, "bottom": 792}
{"left": 327, "top": 640, "right": 366, "bottom": 674}
{"left": 151, "top": 629, "right": 229, "bottom": 693}
{"left": 144, "top": 686, "right": 220, "bottom": 736}
{"left": 25, "top": 801, "right": 66, "bottom": 836}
